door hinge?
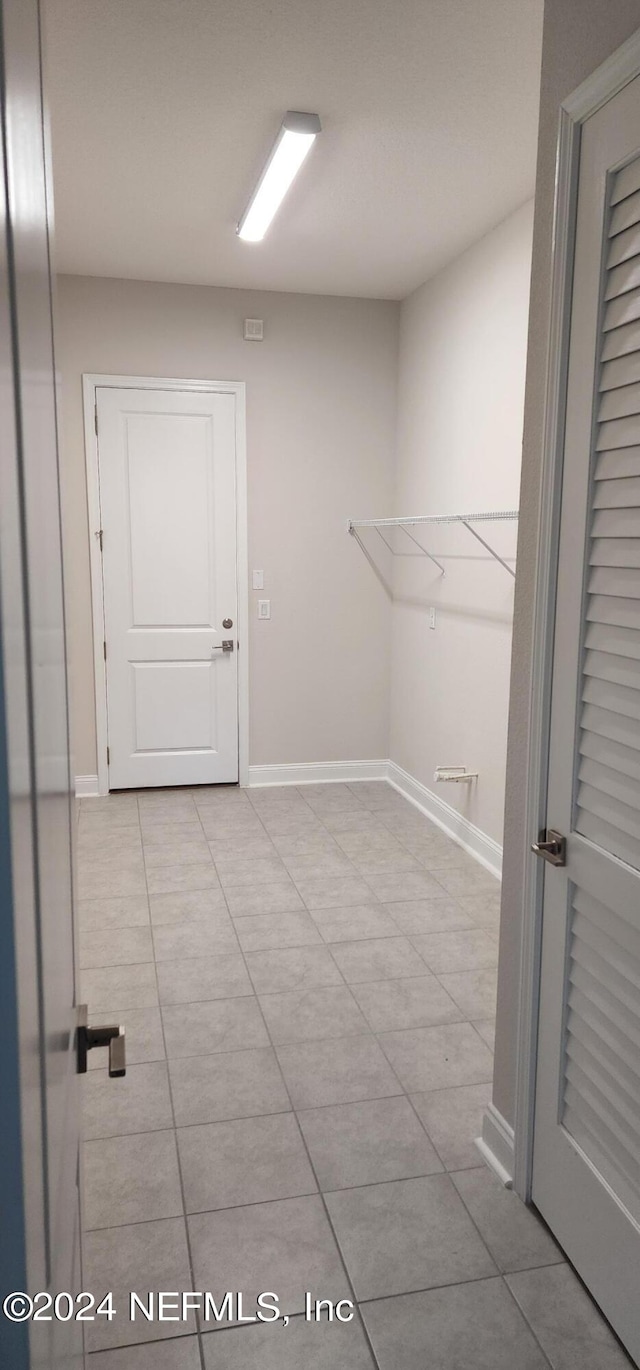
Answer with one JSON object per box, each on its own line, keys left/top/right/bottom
{"left": 106, "top": 746, "right": 110, "bottom": 765}
{"left": 94, "top": 404, "right": 98, "bottom": 436}
{"left": 103, "top": 640, "right": 107, "bottom": 661}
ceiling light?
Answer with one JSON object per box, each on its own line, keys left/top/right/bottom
{"left": 237, "top": 111, "right": 321, "bottom": 242}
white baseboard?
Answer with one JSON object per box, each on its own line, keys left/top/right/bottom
{"left": 247, "top": 759, "right": 389, "bottom": 788}
{"left": 75, "top": 774, "right": 100, "bottom": 798}
{"left": 476, "top": 1103, "right": 514, "bottom": 1187}
{"left": 75, "top": 756, "right": 503, "bottom": 883}
{"left": 386, "top": 761, "right": 503, "bottom": 879}
{"left": 247, "top": 759, "right": 503, "bottom": 881}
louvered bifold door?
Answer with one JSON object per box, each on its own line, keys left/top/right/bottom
{"left": 563, "top": 158, "right": 640, "bottom": 1218}
{"left": 580, "top": 158, "right": 640, "bottom": 870}
{"left": 532, "top": 79, "right": 640, "bottom": 1368}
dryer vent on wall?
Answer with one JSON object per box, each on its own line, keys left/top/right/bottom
{"left": 434, "top": 766, "right": 478, "bottom": 783}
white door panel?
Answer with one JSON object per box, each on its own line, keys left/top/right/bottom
{"left": 533, "top": 72, "right": 640, "bottom": 1363}
{"left": 97, "top": 386, "right": 239, "bottom": 789}
{"left": 0, "top": 2, "right": 83, "bottom": 1364}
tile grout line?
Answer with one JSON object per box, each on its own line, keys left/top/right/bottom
{"left": 83, "top": 1086, "right": 492, "bottom": 1145}
{"left": 140, "top": 802, "right": 208, "bottom": 1370}
{"left": 223, "top": 805, "right": 385, "bottom": 1370}
{"left": 216, "top": 789, "right": 382, "bottom": 1361}
{"left": 444, "top": 1170, "right": 559, "bottom": 1370}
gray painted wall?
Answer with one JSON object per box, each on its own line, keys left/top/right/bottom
{"left": 494, "top": 0, "right": 640, "bottom": 1129}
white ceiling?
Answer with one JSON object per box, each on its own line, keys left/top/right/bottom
{"left": 43, "top": 0, "right": 543, "bottom": 300}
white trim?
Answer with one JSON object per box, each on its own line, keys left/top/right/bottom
{"left": 82, "top": 374, "right": 249, "bottom": 796}
{"left": 248, "top": 758, "right": 502, "bottom": 880}
{"left": 247, "top": 759, "right": 388, "bottom": 788}
{"left": 515, "top": 27, "right": 640, "bottom": 1204}
{"left": 75, "top": 774, "right": 99, "bottom": 798}
{"left": 564, "top": 26, "right": 640, "bottom": 120}
{"left": 387, "top": 761, "right": 502, "bottom": 879}
{"left": 476, "top": 1104, "right": 515, "bottom": 1188}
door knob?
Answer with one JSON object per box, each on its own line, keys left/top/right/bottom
{"left": 212, "top": 640, "right": 234, "bottom": 653}
{"left": 77, "top": 1004, "right": 126, "bottom": 1077}
{"left": 531, "top": 829, "right": 566, "bottom": 867}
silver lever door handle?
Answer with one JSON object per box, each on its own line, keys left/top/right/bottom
{"left": 212, "top": 640, "right": 234, "bottom": 653}
{"left": 77, "top": 1004, "right": 126, "bottom": 1077}
{"left": 531, "top": 829, "right": 566, "bottom": 867}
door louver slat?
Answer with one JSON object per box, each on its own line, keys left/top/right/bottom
{"left": 581, "top": 702, "right": 640, "bottom": 752}
{"left": 568, "top": 983, "right": 640, "bottom": 1060}
{"left": 611, "top": 159, "right": 640, "bottom": 206}
{"left": 586, "top": 593, "right": 640, "bottom": 628}
{"left": 609, "top": 186, "right": 640, "bottom": 234}
{"left": 605, "top": 255, "right": 640, "bottom": 302}
{"left": 565, "top": 1083, "right": 640, "bottom": 1196}
{"left": 579, "top": 725, "right": 640, "bottom": 781}
{"left": 596, "top": 414, "right": 640, "bottom": 448}
{"left": 589, "top": 537, "right": 640, "bottom": 567}
{"left": 594, "top": 447, "right": 640, "bottom": 479}
{"left": 599, "top": 384, "right": 640, "bottom": 420}
{"left": 600, "top": 355, "right": 640, "bottom": 392}
{"left": 578, "top": 807, "right": 640, "bottom": 867}
{"left": 592, "top": 508, "right": 640, "bottom": 537}
{"left": 603, "top": 286, "right": 640, "bottom": 334}
{"left": 576, "top": 783, "right": 640, "bottom": 842}
{"left": 566, "top": 1025, "right": 640, "bottom": 1121}
{"left": 579, "top": 754, "right": 640, "bottom": 812}
{"left": 566, "top": 1054, "right": 640, "bottom": 1137}
{"left": 584, "top": 621, "right": 640, "bottom": 657}
{"left": 601, "top": 319, "right": 640, "bottom": 361}
{"left": 592, "top": 477, "right": 640, "bottom": 507}
{"left": 573, "top": 904, "right": 640, "bottom": 975}
{"left": 570, "top": 959, "right": 640, "bottom": 1043}
{"left": 583, "top": 646, "right": 640, "bottom": 689}
{"left": 607, "top": 222, "right": 640, "bottom": 268}
{"left": 582, "top": 676, "right": 640, "bottom": 720}
{"left": 588, "top": 564, "right": 640, "bottom": 595}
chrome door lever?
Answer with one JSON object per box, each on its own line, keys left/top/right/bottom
{"left": 531, "top": 829, "right": 566, "bottom": 867}
{"left": 77, "top": 1004, "right": 126, "bottom": 1077}
{"left": 212, "top": 640, "right": 234, "bottom": 652}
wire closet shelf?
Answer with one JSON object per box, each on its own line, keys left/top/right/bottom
{"left": 347, "top": 509, "right": 519, "bottom": 578}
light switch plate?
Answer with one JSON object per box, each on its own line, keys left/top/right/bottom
{"left": 252, "top": 570, "right": 264, "bottom": 590}
{"left": 258, "top": 599, "right": 271, "bottom": 620}
{"left": 429, "top": 607, "right": 436, "bottom": 629}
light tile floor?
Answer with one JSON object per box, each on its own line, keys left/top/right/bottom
{"left": 78, "top": 781, "right": 632, "bottom": 1368}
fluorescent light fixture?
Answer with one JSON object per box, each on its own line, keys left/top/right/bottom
{"left": 237, "top": 111, "right": 321, "bottom": 242}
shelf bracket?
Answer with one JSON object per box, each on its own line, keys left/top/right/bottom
{"left": 399, "top": 523, "right": 446, "bottom": 575}
{"left": 460, "top": 520, "right": 516, "bottom": 578}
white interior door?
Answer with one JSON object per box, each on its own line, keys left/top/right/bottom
{"left": 1, "top": 1, "right": 83, "bottom": 1365}
{"left": 533, "top": 74, "right": 640, "bottom": 1363}
{"left": 97, "top": 384, "right": 239, "bottom": 789}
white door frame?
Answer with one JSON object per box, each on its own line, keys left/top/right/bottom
{"left": 514, "top": 27, "right": 640, "bottom": 1202}
{"left": 82, "top": 373, "right": 249, "bottom": 796}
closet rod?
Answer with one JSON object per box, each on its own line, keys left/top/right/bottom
{"left": 347, "top": 510, "right": 519, "bottom": 578}
{"left": 347, "top": 510, "right": 519, "bottom": 529}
